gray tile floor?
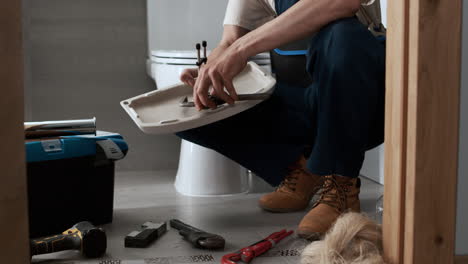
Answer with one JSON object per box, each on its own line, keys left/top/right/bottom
{"left": 32, "top": 170, "right": 383, "bottom": 264}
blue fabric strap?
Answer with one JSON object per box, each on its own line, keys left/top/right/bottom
{"left": 273, "top": 48, "right": 307, "bottom": 56}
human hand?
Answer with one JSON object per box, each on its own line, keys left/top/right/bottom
{"left": 180, "top": 68, "right": 198, "bottom": 87}
{"left": 193, "top": 46, "right": 247, "bottom": 110}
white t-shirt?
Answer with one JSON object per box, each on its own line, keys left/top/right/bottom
{"left": 223, "top": 0, "right": 382, "bottom": 31}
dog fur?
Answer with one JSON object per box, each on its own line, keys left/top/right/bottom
{"left": 300, "top": 212, "right": 385, "bottom": 264}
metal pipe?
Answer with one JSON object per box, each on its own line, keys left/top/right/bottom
{"left": 24, "top": 117, "right": 96, "bottom": 138}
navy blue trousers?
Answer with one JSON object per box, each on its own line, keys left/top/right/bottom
{"left": 176, "top": 17, "right": 386, "bottom": 186}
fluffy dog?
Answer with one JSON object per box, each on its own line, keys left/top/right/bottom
{"left": 301, "top": 212, "right": 385, "bottom": 264}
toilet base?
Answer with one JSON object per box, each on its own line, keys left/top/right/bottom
{"left": 174, "top": 140, "right": 250, "bottom": 197}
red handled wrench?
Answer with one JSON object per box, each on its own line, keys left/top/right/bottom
{"left": 221, "top": 229, "right": 293, "bottom": 264}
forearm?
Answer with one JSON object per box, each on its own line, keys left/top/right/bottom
{"left": 231, "top": 0, "right": 361, "bottom": 58}
{"left": 208, "top": 25, "right": 250, "bottom": 60}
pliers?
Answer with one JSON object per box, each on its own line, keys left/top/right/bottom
{"left": 221, "top": 229, "right": 293, "bottom": 264}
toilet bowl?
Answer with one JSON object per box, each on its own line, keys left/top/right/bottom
{"left": 148, "top": 50, "right": 272, "bottom": 196}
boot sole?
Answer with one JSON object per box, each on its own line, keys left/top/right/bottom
{"left": 296, "top": 230, "right": 323, "bottom": 241}
{"left": 258, "top": 204, "right": 307, "bottom": 213}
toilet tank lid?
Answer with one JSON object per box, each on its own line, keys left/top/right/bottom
{"left": 151, "top": 50, "right": 211, "bottom": 59}
{"left": 151, "top": 50, "right": 270, "bottom": 60}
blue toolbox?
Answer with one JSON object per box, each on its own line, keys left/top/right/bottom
{"left": 25, "top": 131, "right": 128, "bottom": 238}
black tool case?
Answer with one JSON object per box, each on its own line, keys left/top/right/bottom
{"left": 25, "top": 131, "right": 128, "bottom": 238}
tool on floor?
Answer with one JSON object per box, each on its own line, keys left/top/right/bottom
{"left": 179, "top": 93, "right": 271, "bottom": 108}
{"left": 169, "top": 219, "right": 225, "bottom": 250}
{"left": 25, "top": 118, "right": 96, "bottom": 138}
{"left": 125, "top": 221, "right": 167, "bottom": 248}
{"left": 221, "top": 229, "right": 294, "bottom": 264}
{"left": 30, "top": 221, "right": 106, "bottom": 258}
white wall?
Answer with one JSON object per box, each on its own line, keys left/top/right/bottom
{"left": 360, "top": 0, "right": 387, "bottom": 185}
{"left": 456, "top": 0, "right": 468, "bottom": 255}
{"left": 380, "top": 0, "right": 387, "bottom": 26}
{"left": 361, "top": 145, "right": 385, "bottom": 184}
{"left": 147, "top": 0, "right": 229, "bottom": 52}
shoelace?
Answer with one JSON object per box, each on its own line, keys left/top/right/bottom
{"left": 313, "top": 175, "right": 353, "bottom": 212}
{"left": 276, "top": 168, "right": 302, "bottom": 192}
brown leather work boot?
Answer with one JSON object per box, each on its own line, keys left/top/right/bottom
{"left": 258, "top": 157, "right": 324, "bottom": 213}
{"left": 297, "top": 175, "right": 361, "bottom": 240}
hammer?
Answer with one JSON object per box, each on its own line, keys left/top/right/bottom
{"left": 30, "top": 221, "right": 107, "bottom": 258}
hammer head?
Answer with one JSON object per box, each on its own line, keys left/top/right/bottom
{"left": 73, "top": 221, "right": 107, "bottom": 258}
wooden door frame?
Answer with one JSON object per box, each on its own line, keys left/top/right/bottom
{"left": 383, "top": 0, "right": 462, "bottom": 263}
{"left": 0, "top": 0, "right": 30, "bottom": 263}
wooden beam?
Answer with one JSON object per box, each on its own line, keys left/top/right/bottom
{"left": 0, "top": 0, "right": 29, "bottom": 263}
{"left": 404, "top": 0, "right": 462, "bottom": 263}
{"left": 382, "top": 0, "right": 409, "bottom": 263}
{"left": 455, "top": 256, "right": 468, "bottom": 264}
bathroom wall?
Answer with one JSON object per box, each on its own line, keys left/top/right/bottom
{"left": 359, "top": 0, "right": 387, "bottom": 185}
{"left": 380, "top": 0, "right": 387, "bottom": 26}
{"left": 25, "top": 0, "right": 181, "bottom": 171}
{"left": 361, "top": 145, "right": 384, "bottom": 184}
{"left": 456, "top": 0, "right": 468, "bottom": 255}
{"left": 147, "top": 0, "right": 229, "bottom": 52}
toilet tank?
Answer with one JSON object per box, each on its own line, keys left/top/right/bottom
{"left": 147, "top": 0, "right": 229, "bottom": 52}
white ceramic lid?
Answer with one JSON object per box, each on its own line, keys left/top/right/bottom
{"left": 151, "top": 50, "right": 212, "bottom": 59}
{"left": 251, "top": 53, "right": 270, "bottom": 60}
{"left": 151, "top": 50, "right": 270, "bottom": 64}
{"left": 121, "top": 62, "right": 276, "bottom": 135}
{"left": 152, "top": 57, "right": 199, "bottom": 65}
{"left": 152, "top": 57, "right": 271, "bottom": 65}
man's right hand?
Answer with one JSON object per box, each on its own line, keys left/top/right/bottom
{"left": 179, "top": 25, "right": 250, "bottom": 109}
{"left": 180, "top": 68, "right": 198, "bottom": 87}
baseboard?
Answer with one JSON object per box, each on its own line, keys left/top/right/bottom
{"left": 455, "top": 255, "right": 468, "bottom": 264}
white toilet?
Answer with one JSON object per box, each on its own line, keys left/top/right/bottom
{"left": 147, "top": 50, "right": 273, "bottom": 196}
{"left": 148, "top": 50, "right": 272, "bottom": 89}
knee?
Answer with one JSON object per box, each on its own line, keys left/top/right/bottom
{"left": 325, "top": 18, "right": 363, "bottom": 39}
{"left": 309, "top": 18, "right": 375, "bottom": 73}
{"left": 320, "top": 18, "right": 368, "bottom": 50}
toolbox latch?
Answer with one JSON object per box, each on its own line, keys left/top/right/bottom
{"left": 41, "top": 139, "right": 63, "bottom": 153}
{"left": 97, "top": 139, "right": 125, "bottom": 160}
